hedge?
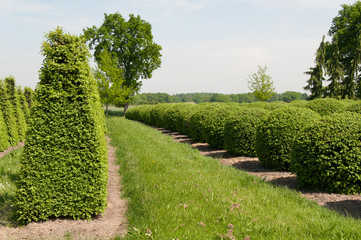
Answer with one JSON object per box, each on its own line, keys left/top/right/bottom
{"left": 255, "top": 107, "right": 320, "bottom": 170}
{"left": 247, "top": 101, "right": 287, "bottom": 111}
{"left": 224, "top": 107, "right": 269, "bottom": 157}
{"left": 5, "top": 76, "right": 27, "bottom": 141}
{"left": 17, "top": 86, "right": 30, "bottom": 122}
{"left": 16, "top": 27, "right": 108, "bottom": 224}
{"left": 291, "top": 112, "right": 361, "bottom": 194}
{"left": 0, "top": 109, "right": 9, "bottom": 151}
{"left": 202, "top": 103, "right": 244, "bottom": 148}
{"left": 305, "top": 98, "right": 346, "bottom": 116}
{"left": 0, "top": 80, "right": 19, "bottom": 146}
{"left": 173, "top": 103, "right": 198, "bottom": 135}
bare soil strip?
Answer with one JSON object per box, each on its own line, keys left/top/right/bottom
{"left": 157, "top": 128, "right": 361, "bottom": 220}
{"left": 0, "top": 137, "right": 127, "bottom": 240}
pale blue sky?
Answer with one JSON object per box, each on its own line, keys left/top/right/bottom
{"left": 0, "top": 0, "right": 357, "bottom": 94}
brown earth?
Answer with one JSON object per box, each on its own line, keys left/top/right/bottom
{"left": 0, "top": 137, "right": 127, "bottom": 240}
{"left": 156, "top": 128, "right": 361, "bottom": 220}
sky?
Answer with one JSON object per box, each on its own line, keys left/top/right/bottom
{"left": 0, "top": 0, "right": 358, "bottom": 94}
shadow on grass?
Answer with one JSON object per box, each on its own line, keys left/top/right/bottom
{"left": 326, "top": 200, "right": 361, "bottom": 219}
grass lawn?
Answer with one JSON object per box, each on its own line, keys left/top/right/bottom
{"left": 107, "top": 116, "right": 361, "bottom": 240}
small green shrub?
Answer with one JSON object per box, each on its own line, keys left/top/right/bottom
{"left": 255, "top": 107, "right": 320, "bottom": 170}
{"left": 24, "top": 87, "right": 35, "bottom": 109}
{"left": 202, "top": 103, "right": 244, "bottom": 148}
{"left": 305, "top": 98, "right": 346, "bottom": 116}
{"left": 125, "top": 105, "right": 143, "bottom": 121}
{"left": 0, "top": 80, "right": 19, "bottom": 146}
{"left": 288, "top": 100, "right": 308, "bottom": 108}
{"left": 137, "top": 105, "right": 155, "bottom": 125}
{"left": 17, "top": 87, "right": 30, "bottom": 122}
{"left": 0, "top": 108, "right": 9, "bottom": 151}
{"left": 247, "top": 101, "right": 286, "bottom": 111}
{"left": 149, "top": 104, "right": 172, "bottom": 127}
{"left": 16, "top": 27, "right": 108, "bottom": 224}
{"left": 344, "top": 102, "right": 361, "bottom": 114}
{"left": 224, "top": 108, "right": 269, "bottom": 157}
{"left": 291, "top": 112, "right": 361, "bottom": 194}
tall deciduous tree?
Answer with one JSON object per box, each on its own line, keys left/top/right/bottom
{"left": 83, "top": 13, "right": 162, "bottom": 113}
{"left": 247, "top": 65, "right": 275, "bottom": 101}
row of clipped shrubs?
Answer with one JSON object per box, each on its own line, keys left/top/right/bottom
{"left": 0, "top": 76, "right": 35, "bottom": 151}
{"left": 125, "top": 98, "right": 361, "bottom": 194}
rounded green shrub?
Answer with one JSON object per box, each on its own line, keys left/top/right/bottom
{"left": 188, "top": 103, "right": 220, "bottom": 142}
{"left": 247, "top": 101, "right": 286, "bottom": 111}
{"left": 137, "top": 105, "right": 155, "bottom": 125}
{"left": 149, "top": 103, "right": 172, "bottom": 127}
{"left": 0, "top": 80, "right": 19, "bottom": 146}
{"left": 162, "top": 104, "right": 183, "bottom": 131}
{"left": 5, "top": 76, "right": 27, "bottom": 141}
{"left": 345, "top": 102, "right": 361, "bottom": 114}
{"left": 16, "top": 27, "right": 108, "bottom": 224}
{"left": 305, "top": 98, "right": 346, "bottom": 116}
{"left": 202, "top": 103, "right": 244, "bottom": 148}
{"left": 291, "top": 112, "right": 361, "bottom": 194}
{"left": 0, "top": 109, "right": 10, "bottom": 151}
{"left": 125, "top": 105, "right": 143, "bottom": 122}
{"left": 288, "top": 100, "right": 308, "bottom": 108}
{"left": 255, "top": 107, "right": 320, "bottom": 170}
{"left": 174, "top": 103, "right": 198, "bottom": 135}
{"left": 224, "top": 108, "right": 269, "bottom": 157}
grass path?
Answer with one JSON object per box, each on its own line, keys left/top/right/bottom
{"left": 107, "top": 117, "right": 361, "bottom": 240}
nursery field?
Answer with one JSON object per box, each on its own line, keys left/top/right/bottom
{"left": 1, "top": 111, "right": 361, "bottom": 239}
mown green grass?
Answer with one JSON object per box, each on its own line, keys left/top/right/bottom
{"left": 107, "top": 117, "right": 361, "bottom": 240}
{"left": 0, "top": 148, "right": 22, "bottom": 226}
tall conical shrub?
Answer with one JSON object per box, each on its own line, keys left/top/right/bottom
{"left": 5, "top": 76, "right": 27, "bottom": 141}
{"left": 0, "top": 108, "right": 10, "bottom": 151}
{"left": 16, "top": 27, "right": 108, "bottom": 224}
{"left": 0, "top": 80, "right": 19, "bottom": 146}
{"left": 17, "top": 86, "right": 30, "bottom": 122}
{"left": 24, "top": 87, "right": 35, "bottom": 109}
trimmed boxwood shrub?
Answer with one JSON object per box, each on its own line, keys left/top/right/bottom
{"left": 0, "top": 80, "right": 19, "bottom": 146}
{"left": 345, "top": 102, "right": 361, "bottom": 114}
{"left": 174, "top": 103, "right": 198, "bottom": 135}
{"left": 188, "top": 103, "right": 220, "bottom": 142}
{"left": 247, "top": 101, "right": 286, "bottom": 111}
{"left": 162, "top": 104, "right": 183, "bottom": 131}
{"left": 255, "top": 107, "right": 320, "bottom": 170}
{"left": 224, "top": 108, "right": 269, "bottom": 157}
{"left": 24, "top": 87, "right": 35, "bottom": 109}
{"left": 16, "top": 27, "right": 108, "bottom": 224}
{"left": 305, "top": 98, "right": 346, "bottom": 116}
{"left": 125, "top": 105, "right": 143, "bottom": 122}
{"left": 202, "top": 103, "right": 244, "bottom": 148}
{"left": 0, "top": 109, "right": 9, "bottom": 151}
{"left": 288, "top": 100, "right": 308, "bottom": 108}
{"left": 149, "top": 103, "right": 172, "bottom": 127}
{"left": 291, "top": 112, "right": 361, "bottom": 194}
{"left": 5, "top": 76, "right": 27, "bottom": 141}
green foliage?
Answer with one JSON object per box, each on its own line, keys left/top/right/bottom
{"left": 0, "top": 108, "right": 10, "bottom": 151}
{"left": 305, "top": 98, "right": 346, "bottom": 116}
{"left": 94, "top": 50, "right": 133, "bottom": 115}
{"left": 16, "top": 27, "right": 108, "bottom": 224}
{"left": 210, "top": 93, "right": 230, "bottom": 102}
{"left": 247, "top": 65, "right": 275, "bottom": 101}
{"left": 188, "top": 103, "right": 219, "bottom": 142}
{"left": 173, "top": 103, "right": 198, "bottom": 135}
{"left": 288, "top": 100, "right": 309, "bottom": 107}
{"left": 291, "top": 112, "right": 361, "bottom": 194}
{"left": 24, "top": 87, "right": 35, "bottom": 109}
{"left": 224, "top": 108, "right": 269, "bottom": 157}
{"left": 0, "top": 80, "right": 19, "bottom": 146}
{"left": 17, "top": 87, "right": 30, "bottom": 122}
{"left": 202, "top": 103, "right": 244, "bottom": 148}
{"left": 255, "top": 107, "right": 320, "bottom": 170}
{"left": 83, "top": 13, "right": 162, "bottom": 105}
{"left": 344, "top": 101, "right": 361, "bottom": 114}
{"left": 149, "top": 104, "right": 172, "bottom": 127}
{"left": 247, "top": 101, "right": 286, "bottom": 111}
{"left": 4, "top": 76, "right": 27, "bottom": 141}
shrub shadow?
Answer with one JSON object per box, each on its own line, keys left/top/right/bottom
{"left": 325, "top": 200, "right": 361, "bottom": 219}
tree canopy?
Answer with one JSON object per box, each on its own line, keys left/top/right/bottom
{"left": 83, "top": 13, "right": 162, "bottom": 109}
{"left": 247, "top": 65, "right": 275, "bottom": 101}
{"left": 305, "top": 1, "right": 361, "bottom": 99}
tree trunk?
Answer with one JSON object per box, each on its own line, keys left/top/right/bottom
{"left": 105, "top": 103, "right": 109, "bottom": 117}
{"left": 124, "top": 102, "right": 129, "bottom": 115}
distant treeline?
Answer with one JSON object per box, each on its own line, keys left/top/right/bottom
{"left": 131, "top": 91, "right": 309, "bottom": 105}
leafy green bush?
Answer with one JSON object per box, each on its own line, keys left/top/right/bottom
{"left": 202, "top": 103, "right": 244, "bottom": 148}
{"left": 125, "top": 105, "right": 143, "bottom": 121}
{"left": 149, "top": 104, "right": 172, "bottom": 128}
{"left": 0, "top": 109, "right": 9, "bottom": 151}
{"left": 16, "top": 27, "right": 108, "bottom": 224}
{"left": 24, "top": 87, "right": 35, "bottom": 109}
{"left": 224, "top": 108, "right": 269, "bottom": 157}
{"left": 137, "top": 105, "right": 155, "bottom": 125}
{"left": 344, "top": 102, "right": 361, "bottom": 114}
{"left": 288, "top": 100, "right": 308, "bottom": 108}
{"left": 305, "top": 98, "right": 346, "bottom": 116}
{"left": 255, "top": 107, "right": 320, "bottom": 170}
{"left": 291, "top": 112, "right": 361, "bottom": 194}
{"left": 5, "top": 76, "right": 27, "bottom": 141}
{"left": 247, "top": 101, "right": 286, "bottom": 111}
{"left": 188, "top": 103, "right": 220, "bottom": 142}
{"left": 0, "top": 80, "right": 19, "bottom": 146}
{"left": 173, "top": 103, "right": 198, "bottom": 135}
